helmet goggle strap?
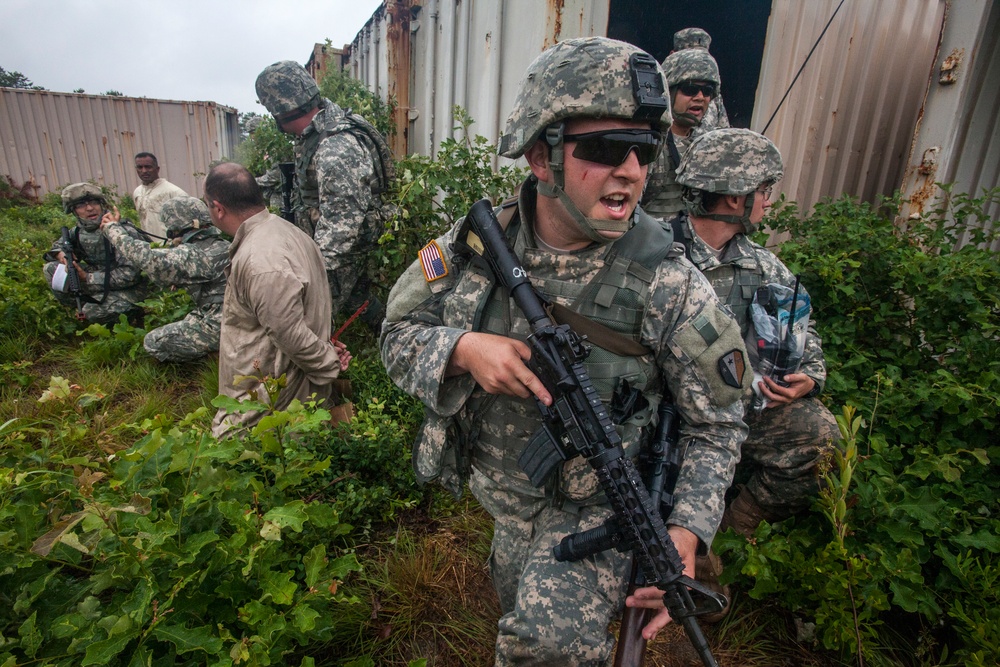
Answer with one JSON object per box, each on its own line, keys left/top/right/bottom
{"left": 537, "top": 123, "right": 633, "bottom": 244}
{"left": 702, "top": 191, "right": 757, "bottom": 233}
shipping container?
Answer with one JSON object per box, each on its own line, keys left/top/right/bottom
{"left": 348, "top": 0, "right": 1000, "bottom": 243}
{"left": 0, "top": 88, "right": 240, "bottom": 201}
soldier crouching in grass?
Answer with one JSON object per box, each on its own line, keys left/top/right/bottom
{"left": 43, "top": 182, "right": 148, "bottom": 325}
{"left": 100, "top": 196, "right": 230, "bottom": 362}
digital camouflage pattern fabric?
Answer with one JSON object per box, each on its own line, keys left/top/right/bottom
{"left": 673, "top": 27, "right": 712, "bottom": 51}
{"left": 676, "top": 128, "right": 784, "bottom": 195}
{"left": 498, "top": 37, "right": 672, "bottom": 159}
{"left": 293, "top": 100, "right": 388, "bottom": 326}
{"left": 381, "top": 179, "right": 749, "bottom": 665}
{"left": 44, "top": 185, "right": 148, "bottom": 324}
{"left": 672, "top": 210, "right": 838, "bottom": 522}
{"left": 254, "top": 60, "right": 320, "bottom": 119}
{"left": 103, "top": 196, "right": 229, "bottom": 362}
{"left": 663, "top": 49, "right": 721, "bottom": 89}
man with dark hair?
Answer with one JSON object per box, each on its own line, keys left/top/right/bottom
{"left": 205, "top": 162, "right": 350, "bottom": 437}
{"left": 133, "top": 151, "right": 187, "bottom": 239}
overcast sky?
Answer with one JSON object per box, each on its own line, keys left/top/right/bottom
{"left": 0, "top": 0, "right": 384, "bottom": 115}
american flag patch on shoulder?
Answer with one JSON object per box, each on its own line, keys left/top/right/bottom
{"left": 419, "top": 240, "right": 448, "bottom": 282}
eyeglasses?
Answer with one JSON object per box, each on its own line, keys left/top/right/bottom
{"left": 756, "top": 184, "right": 774, "bottom": 199}
{"left": 561, "top": 129, "right": 663, "bottom": 167}
{"left": 677, "top": 82, "right": 716, "bottom": 98}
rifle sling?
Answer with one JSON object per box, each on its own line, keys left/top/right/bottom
{"left": 495, "top": 199, "right": 653, "bottom": 359}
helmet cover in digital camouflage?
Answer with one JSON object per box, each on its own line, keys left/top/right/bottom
{"left": 662, "top": 49, "right": 721, "bottom": 89}
{"left": 676, "top": 128, "right": 783, "bottom": 232}
{"left": 673, "top": 28, "right": 712, "bottom": 51}
{"left": 161, "top": 196, "right": 214, "bottom": 238}
{"left": 255, "top": 60, "right": 321, "bottom": 120}
{"left": 245, "top": 116, "right": 264, "bottom": 133}
{"left": 498, "top": 37, "right": 671, "bottom": 159}
{"left": 61, "top": 182, "right": 107, "bottom": 214}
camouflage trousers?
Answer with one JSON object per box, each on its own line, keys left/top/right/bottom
{"left": 470, "top": 467, "right": 631, "bottom": 667}
{"left": 144, "top": 304, "right": 222, "bottom": 363}
{"left": 740, "top": 396, "right": 840, "bottom": 519}
{"left": 44, "top": 262, "right": 145, "bottom": 325}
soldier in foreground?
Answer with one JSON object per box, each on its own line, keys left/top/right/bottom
{"left": 254, "top": 60, "right": 394, "bottom": 332}
{"left": 100, "top": 196, "right": 229, "bottom": 362}
{"left": 43, "top": 183, "right": 147, "bottom": 325}
{"left": 381, "top": 38, "right": 750, "bottom": 664}
{"left": 642, "top": 48, "right": 724, "bottom": 221}
{"left": 636, "top": 128, "right": 840, "bottom": 619}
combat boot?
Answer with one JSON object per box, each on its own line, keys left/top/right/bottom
{"left": 719, "top": 487, "right": 776, "bottom": 538}
{"left": 695, "top": 551, "right": 730, "bottom": 624}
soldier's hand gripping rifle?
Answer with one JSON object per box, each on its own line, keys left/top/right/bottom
{"left": 278, "top": 162, "right": 296, "bottom": 224}
{"left": 459, "top": 199, "right": 726, "bottom": 667}
{"left": 58, "top": 226, "right": 87, "bottom": 321}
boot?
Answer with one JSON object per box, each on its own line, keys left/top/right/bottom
{"left": 695, "top": 551, "right": 731, "bottom": 624}
{"left": 720, "top": 487, "right": 774, "bottom": 538}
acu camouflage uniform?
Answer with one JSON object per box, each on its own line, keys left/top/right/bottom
{"left": 671, "top": 28, "right": 730, "bottom": 131}
{"left": 642, "top": 49, "right": 723, "bottom": 221}
{"left": 674, "top": 129, "right": 839, "bottom": 521}
{"left": 103, "top": 196, "right": 229, "bottom": 362}
{"left": 255, "top": 61, "right": 394, "bottom": 328}
{"left": 43, "top": 183, "right": 148, "bottom": 324}
{"left": 382, "top": 38, "right": 750, "bottom": 667}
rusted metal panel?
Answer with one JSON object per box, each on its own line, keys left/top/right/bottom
{"left": 0, "top": 88, "right": 239, "bottom": 199}
{"left": 754, "top": 0, "right": 947, "bottom": 215}
{"left": 898, "top": 0, "right": 1000, "bottom": 250}
{"left": 349, "top": 0, "right": 608, "bottom": 158}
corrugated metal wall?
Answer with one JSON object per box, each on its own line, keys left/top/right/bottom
{"left": 0, "top": 88, "right": 240, "bottom": 200}
{"left": 754, "top": 0, "right": 946, "bottom": 214}
{"left": 350, "top": 0, "right": 609, "bottom": 158}
{"left": 898, "top": 0, "right": 1000, "bottom": 249}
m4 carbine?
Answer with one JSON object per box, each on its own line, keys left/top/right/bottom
{"left": 58, "top": 226, "right": 86, "bottom": 320}
{"left": 458, "top": 199, "right": 726, "bottom": 667}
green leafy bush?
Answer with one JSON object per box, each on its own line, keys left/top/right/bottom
{"left": 718, "top": 189, "right": 1000, "bottom": 665}
{"left": 375, "top": 107, "right": 526, "bottom": 292}
{"left": 1, "top": 390, "right": 363, "bottom": 666}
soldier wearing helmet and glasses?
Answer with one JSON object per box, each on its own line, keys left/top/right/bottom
{"left": 649, "top": 128, "right": 840, "bottom": 621}
{"left": 381, "top": 38, "right": 750, "bottom": 664}
{"left": 43, "top": 182, "right": 148, "bottom": 325}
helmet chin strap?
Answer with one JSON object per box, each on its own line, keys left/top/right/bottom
{"left": 539, "top": 124, "right": 633, "bottom": 245}
{"left": 687, "top": 189, "right": 759, "bottom": 234}
{"left": 75, "top": 208, "right": 105, "bottom": 232}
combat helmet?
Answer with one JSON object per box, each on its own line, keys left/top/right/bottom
{"left": 498, "top": 37, "right": 671, "bottom": 243}
{"left": 161, "top": 196, "right": 214, "bottom": 241}
{"left": 62, "top": 182, "right": 107, "bottom": 231}
{"left": 245, "top": 116, "right": 264, "bottom": 134}
{"left": 676, "top": 128, "right": 783, "bottom": 233}
{"left": 673, "top": 27, "right": 712, "bottom": 51}
{"left": 255, "top": 60, "right": 321, "bottom": 122}
{"left": 662, "top": 49, "right": 721, "bottom": 129}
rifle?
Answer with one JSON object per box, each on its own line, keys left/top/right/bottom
{"left": 459, "top": 199, "right": 726, "bottom": 667}
{"left": 278, "top": 162, "right": 296, "bottom": 224}
{"left": 58, "top": 226, "right": 87, "bottom": 321}
{"left": 613, "top": 401, "right": 681, "bottom": 666}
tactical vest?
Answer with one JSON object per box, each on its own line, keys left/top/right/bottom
{"left": 178, "top": 230, "right": 230, "bottom": 308}
{"left": 670, "top": 216, "right": 763, "bottom": 339}
{"left": 641, "top": 132, "right": 691, "bottom": 220}
{"left": 464, "top": 209, "right": 678, "bottom": 493}
{"left": 294, "top": 101, "right": 395, "bottom": 238}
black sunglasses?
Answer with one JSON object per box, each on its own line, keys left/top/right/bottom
{"left": 677, "top": 82, "right": 716, "bottom": 98}
{"left": 561, "top": 129, "right": 663, "bottom": 167}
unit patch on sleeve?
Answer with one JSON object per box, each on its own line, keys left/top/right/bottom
{"left": 718, "top": 349, "right": 747, "bottom": 388}
{"left": 419, "top": 240, "right": 448, "bottom": 282}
